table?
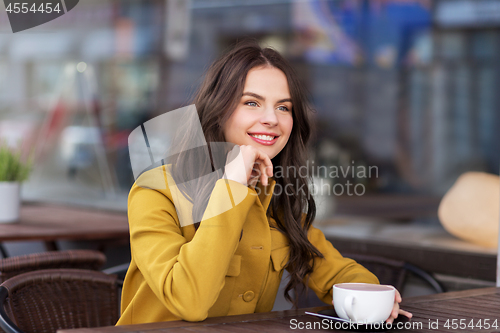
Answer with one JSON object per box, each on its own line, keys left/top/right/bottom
{"left": 58, "top": 287, "right": 500, "bottom": 332}
{"left": 0, "top": 203, "right": 129, "bottom": 255}
{"left": 400, "top": 287, "right": 500, "bottom": 332}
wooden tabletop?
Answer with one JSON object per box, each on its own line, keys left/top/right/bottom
{"left": 400, "top": 287, "right": 500, "bottom": 332}
{"left": 0, "top": 203, "right": 129, "bottom": 242}
{"left": 58, "top": 287, "right": 500, "bottom": 332}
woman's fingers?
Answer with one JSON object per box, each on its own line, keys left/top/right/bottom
{"left": 395, "top": 290, "right": 402, "bottom": 303}
{"left": 244, "top": 146, "right": 272, "bottom": 186}
{"left": 386, "top": 289, "right": 412, "bottom": 324}
{"left": 253, "top": 150, "right": 273, "bottom": 186}
{"left": 251, "top": 162, "right": 269, "bottom": 186}
{"left": 399, "top": 309, "right": 413, "bottom": 319}
{"left": 392, "top": 301, "right": 400, "bottom": 318}
{"left": 387, "top": 309, "right": 413, "bottom": 324}
{"left": 386, "top": 302, "right": 400, "bottom": 324}
{"left": 224, "top": 145, "right": 273, "bottom": 186}
{"left": 248, "top": 168, "right": 258, "bottom": 188}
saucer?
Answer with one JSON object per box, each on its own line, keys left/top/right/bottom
{"left": 305, "top": 309, "right": 410, "bottom": 332}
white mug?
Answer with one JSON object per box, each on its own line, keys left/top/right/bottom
{"left": 333, "top": 283, "right": 395, "bottom": 323}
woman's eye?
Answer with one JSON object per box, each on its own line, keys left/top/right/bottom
{"left": 277, "top": 105, "right": 290, "bottom": 112}
{"left": 245, "top": 101, "right": 258, "bottom": 107}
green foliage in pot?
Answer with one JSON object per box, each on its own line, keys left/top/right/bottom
{"left": 0, "top": 142, "right": 31, "bottom": 182}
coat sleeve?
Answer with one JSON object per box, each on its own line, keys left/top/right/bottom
{"left": 306, "top": 225, "right": 380, "bottom": 304}
{"left": 128, "top": 174, "right": 257, "bottom": 322}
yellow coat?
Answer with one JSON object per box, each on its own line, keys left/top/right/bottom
{"left": 117, "top": 165, "right": 378, "bottom": 325}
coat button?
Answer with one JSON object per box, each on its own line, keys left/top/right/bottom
{"left": 243, "top": 291, "right": 255, "bottom": 302}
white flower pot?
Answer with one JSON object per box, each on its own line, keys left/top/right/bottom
{"left": 0, "top": 182, "right": 21, "bottom": 223}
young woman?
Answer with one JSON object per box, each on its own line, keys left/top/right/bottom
{"left": 118, "top": 41, "right": 411, "bottom": 325}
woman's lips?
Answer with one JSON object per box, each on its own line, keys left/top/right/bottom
{"left": 248, "top": 133, "right": 279, "bottom": 146}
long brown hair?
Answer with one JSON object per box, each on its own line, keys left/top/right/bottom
{"left": 171, "top": 40, "right": 322, "bottom": 306}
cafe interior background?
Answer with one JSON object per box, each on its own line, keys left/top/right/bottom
{"left": 0, "top": 0, "right": 499, "bottom": 310}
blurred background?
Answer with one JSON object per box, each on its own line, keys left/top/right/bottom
{"left": 0, "top": 0, "right": 499, "bottom": 300}
{"left": 1, "top": 0, "right": 498, "bottom": 210}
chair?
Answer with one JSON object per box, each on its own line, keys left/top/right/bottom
{"left": 344, "top": 253, "right": 444, "bottom": 293}
{"left": 297, "top": 253, "right": 444, "bottom": 307}
{"left": 0, "top": 250, "right": 106, "bottom": 284}
{"left": 0, "top": 269, "right": 120, "bottom": 333}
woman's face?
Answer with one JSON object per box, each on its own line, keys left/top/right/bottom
{"left": 223, "top": 66, "right": 293, "bottom": 159}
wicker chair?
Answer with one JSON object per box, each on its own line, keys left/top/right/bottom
{"left": 297, "top": 253, "right": 444, "bottom": 307}
{"left": 0, "top": 250, "right": 106, "bottom": 284}
{"left": 0, "top": 269, "right": 120, "bottom": 333}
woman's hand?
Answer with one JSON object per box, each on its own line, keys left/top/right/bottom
{"left": 224, "top": 145, "right": 273, "bottom": 187}
{"left": 386, "top": 289, "right": 412, "bottom": 324}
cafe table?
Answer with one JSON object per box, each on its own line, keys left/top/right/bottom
{"left": 58, "top": 287, "right": 500, "bottom": 333}
{"left": 0, "top": 203, "right": 129, "bottom": 255}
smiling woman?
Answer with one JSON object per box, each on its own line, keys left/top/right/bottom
{"left": 223, "top": 66, "right": 293, "bottom": 160}
{"left": 118, "top": 40, "right": 409, "bottom": 326}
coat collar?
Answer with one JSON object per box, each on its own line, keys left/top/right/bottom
{"left": 255, "top": 178, "right": 275, "bottom": 212}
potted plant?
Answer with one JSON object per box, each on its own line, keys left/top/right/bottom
{"left": 0, "top": 142, "right": 31, "bottom": 223}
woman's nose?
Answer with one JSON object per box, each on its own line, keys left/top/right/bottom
{"left": 260, "top": 106, "right": 278, "bottom": 126}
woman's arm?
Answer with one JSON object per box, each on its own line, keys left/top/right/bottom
{"left": 304, "top": 226, "right": 379, "bottom": 304}
{"left": 128, "top": 171, "right": 257, "bottom": 321}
